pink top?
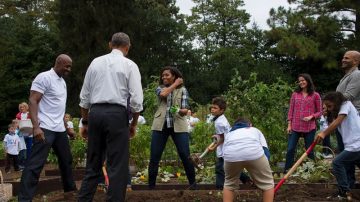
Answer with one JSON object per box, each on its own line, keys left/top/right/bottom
{"left": 287, "top": 92, "right": 322, "bottom": 132}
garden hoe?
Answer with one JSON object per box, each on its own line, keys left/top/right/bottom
{"left": 274, "top": 141, "right": 317, "bottom": 194}
{"left": 189, "top": 134, "right": 223, "bottom": 169}
{"left": 101, "top": 162, "right": 109, "bottom": 193}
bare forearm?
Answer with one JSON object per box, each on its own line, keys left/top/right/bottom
{"left": 29, "top": 99, "right": 39, "bottom": 128}
{"left": 80, "top": 107, "right": 89, "bottom": 121}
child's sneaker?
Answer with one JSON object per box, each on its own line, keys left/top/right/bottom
{"left": 327, "top": 191, "right": 352, "bottom": 201}
{"left": 322, "top": 153, "right": 333, "bottom": 159}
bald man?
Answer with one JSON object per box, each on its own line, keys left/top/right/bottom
{"left": 18, "top": 54, "right": 77, "bottom": 201}
{"left": 337, "top": 50, "right": 360, "bottom": 111}
{"left": 334, "top": 50, "right": 360, "bottom": 191}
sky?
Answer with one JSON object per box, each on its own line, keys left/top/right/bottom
{"left": 176, "top": 0, "right": 291, "bottom": 29}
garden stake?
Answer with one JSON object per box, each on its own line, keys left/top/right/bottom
{"left": 189, "top": 137, "right": 220, "bottom": 169}
{"left": 274, "top": 141, "right": 317, "bottom": 194}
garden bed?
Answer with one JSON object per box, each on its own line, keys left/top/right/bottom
{"left": 31, "top": 185, "right": 360, "bottom": 201}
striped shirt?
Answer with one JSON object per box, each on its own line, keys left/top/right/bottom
{"left": 155, "top": 86, "right": 189, "bottom": 128}
{"left": 287, "top": 92, "right": 322, "bottom": 132}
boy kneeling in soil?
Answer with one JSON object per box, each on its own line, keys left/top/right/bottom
{"left": 221, "top": 117, "right": 274, "bottom": 202}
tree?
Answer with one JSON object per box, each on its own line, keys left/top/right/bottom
{"left": 0, "top": 0, "right": 59, "bottom": 130}
{"left": 58, "top": 0, "right": 190, "bottom": 114}
{"left": 265, "top": 2, "right": 349, "bottom": 91}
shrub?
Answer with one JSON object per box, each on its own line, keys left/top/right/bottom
{"left": 224, "top": 72, "right": 294, "bottom": 165}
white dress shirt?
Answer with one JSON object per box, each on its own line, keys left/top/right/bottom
{"left": 79, "top": 49, "right": 143, "bottom": 113}
{"left": 31, "top": 68, "right": 67, "bottom": 132}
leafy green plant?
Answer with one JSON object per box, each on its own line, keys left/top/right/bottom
{"left": 291, "top": 160, "right": 333, "bottom": 183}
{"left": 224, "top": 72, "right": 294, "bottom": 165}
{"left": 70, "top": 136, "right": 87, "bottom": 168}
{"left": 47, "top": 136, "right": 87, "bottom": 168}
{"left": 129, "top": 124, "right": 152, "bottom": 170}
{"left": 0, "top": 141, "right": 5, "bottom": 159}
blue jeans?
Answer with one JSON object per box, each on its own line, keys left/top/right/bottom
{"left": 332, "top": 150, "right": 360, "bottom": 192}
{"left": 335, "top": 129, "right": 356, "bottom": 188}
{"left": 284, "top": 130, "right": 315, "bottom": 171}
{"left": 148, "top": 128, "right": 195, "bottom": 188}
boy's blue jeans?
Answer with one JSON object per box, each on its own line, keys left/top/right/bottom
{"left": 332, "top": 150, "right": 360, "bottom": 192}
{"left": 335, "top": 129, "right": 357, "bottom": 188}
{"left": 148, "top": 128, "right": 195, "bottom": 188}
{"left": 284, "top": 130, "right": 315, "bottom": 171}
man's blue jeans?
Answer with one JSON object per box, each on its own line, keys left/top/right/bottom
{"left": 332, "top": 150, "right": 360, "bottom": 192}
{"left": 284, "top": 130, "right": 315, "bottom": 171}
{"left": 148, "top": 128, "right": 195, "bottom": 188}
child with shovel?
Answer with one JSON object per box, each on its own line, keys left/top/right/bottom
{"left": 315, "top": 91, "right": 360, "bottom": 201}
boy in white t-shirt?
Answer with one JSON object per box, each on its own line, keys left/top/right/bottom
{"left": 319, "top": 104, "right": 332, "bottom": 158}
{"left": 315, "top": 92, "right": 360, "bottom": 200}
{"left": 210, "top": 97, "right": 251, "bottom": 189}
{"left": 3, "top": 123, "right": 21, "bottom": 173}
{"left": 222, "top": 117, "right": 274, "bottom": 202}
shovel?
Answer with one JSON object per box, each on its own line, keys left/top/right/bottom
{"left": 189, "top": 135, "right": 221, "bottom": 169}
{"left": 274, "top": 141, "right": 317, "bottom": 193}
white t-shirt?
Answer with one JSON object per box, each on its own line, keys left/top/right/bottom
{"left": 79, "top": 118, "right": 83, "bottom": 128}
{"left": 223, "top": 127, "right": 268, "bottom": 162}
{"left": 319, "top": 115, "right": 328, "bottom": 131}
{"left": 67, "top": 121, "right": 74, "bottom": 129}
{"left": 214, "top": 115, "right": 231, "bottom": 158}
{"left": 338, "top": 101, "right": 360, "bottom": 152}
{"left": 31, "top": 68, "right": 67, "bottom": 132}
{"left": 16, "top": 129, "right": 27, "bottom": 150}
{"left": 20, "top": 112, "right": 28, "bottom": 120}
{"left": 187, "top": 116, "right": 200, "bottom": 133}
{"left": 3, "top": 133, "right": 20, "bottom": 155}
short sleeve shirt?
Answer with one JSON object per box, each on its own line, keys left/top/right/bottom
{"left": 338, "top": 101, "right": 360, "bottom": 152}
{"left": 214, "top": 115, "right": 231, "bottom": 158}
{"left": 31, "top": 68, "right": 67, "bottom": 132}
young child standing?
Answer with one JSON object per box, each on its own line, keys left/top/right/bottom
{"left": 210, "top": 97, "right": 251, "bottom": 189}
{"left": 319, "top": 104, "right": 332, "bottom": 158}
{"left": 3, "top": 123, "right": 21, "bottom": 173}
{"left": 222, "top": 117, "right": 274, "bottom": 202}
{"left": 15, "top": 102, "right": 32, "bottom": 159}
{"left": 13, "top": 119, "right": 26, "bottom": 170}
{"left": 64, "top": 113, "right": 76, "bottom": 140}
{"left": 315, "top": 92, "right": 360, "bottom": 200}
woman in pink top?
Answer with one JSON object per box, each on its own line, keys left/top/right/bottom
{"left": 284, "top": 73, "right": 322, "bottom": 172}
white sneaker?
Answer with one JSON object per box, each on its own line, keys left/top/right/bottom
{"left": 323, "top": 154, "right": 333, "bottom": 159}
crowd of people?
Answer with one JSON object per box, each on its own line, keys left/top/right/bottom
{"left": 2, "top": 30, "right": 359, "bottom": 202}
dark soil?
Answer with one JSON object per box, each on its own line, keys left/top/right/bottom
{"left": 32, "top": 185, "right": 360, "bottom": 202}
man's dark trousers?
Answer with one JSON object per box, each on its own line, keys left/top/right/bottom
{"left": 18, "top": 129, "right": 76, "bottom": 202}
{"left": 78, "top": 104, "right": 129, "bottom": 202}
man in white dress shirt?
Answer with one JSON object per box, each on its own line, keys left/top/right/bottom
{"left": 18, "top": 54, "right": 77, "bottom": 201}
{"left": 78, "top": 32, "right": 143, "bottom": 202}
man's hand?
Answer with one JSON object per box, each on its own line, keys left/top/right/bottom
{"left": 129, "top": 125, "right": 136, "bottom": 139}
{"left": 33, "top": 127, "right": 45, "bottom": 142}
{"left": 315, "top": 132, "right": 325, "bottom": 144}
{"left": 81, "top": 125, "right": 88, "bottom": 140}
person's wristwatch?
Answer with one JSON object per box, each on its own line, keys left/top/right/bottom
{"left": 81, "top": 119, "right": 88, "bottom": 125}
